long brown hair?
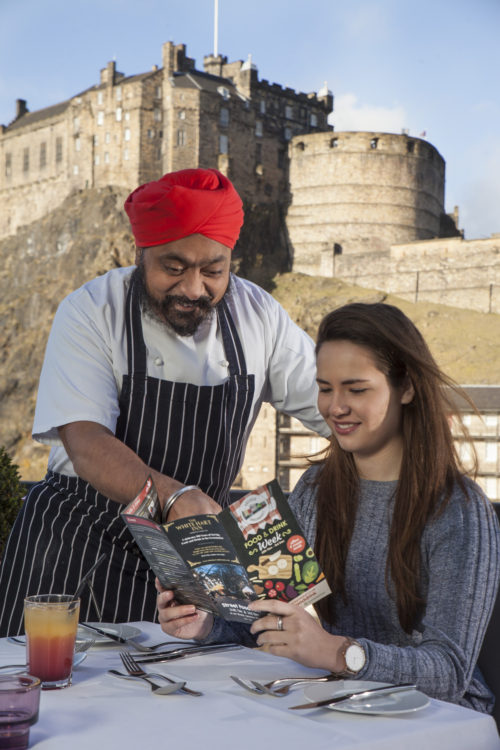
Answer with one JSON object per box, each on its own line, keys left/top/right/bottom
{"left": 314, "top": 302, "right": 476, "bottom": 632}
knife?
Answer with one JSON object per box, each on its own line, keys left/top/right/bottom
{"left": 133, "top": 643, "right": 242, "bottom": 663}
{"left": 289, "top": 682, "right": 417, "bottom": 710}
{"left": 79, "top": 622, "right": 129, "bottom": 644}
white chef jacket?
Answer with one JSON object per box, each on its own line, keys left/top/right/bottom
{"left": 33, "top": 267, "right": 329, "bottom": 476}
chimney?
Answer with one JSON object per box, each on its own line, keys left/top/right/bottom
{"left": 15, "top": 99, "right": 28, "bottom": 119}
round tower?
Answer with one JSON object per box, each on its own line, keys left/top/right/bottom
{"left": 287, "top": 131, "right": 446, "bottom": 276}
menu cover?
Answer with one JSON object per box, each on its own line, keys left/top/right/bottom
{"left": 122, "top": 478, "right": 331, "bottom": 624}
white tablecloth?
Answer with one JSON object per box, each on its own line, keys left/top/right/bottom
{"left": 1, "top": 622, "right": 499, "bottom": 750}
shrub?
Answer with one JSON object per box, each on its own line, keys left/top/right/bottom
{"left": 0, "top": 447, "right": 24, "bottom": 559}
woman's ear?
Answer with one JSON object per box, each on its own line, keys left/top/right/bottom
{"left": 400, "top": 376, "right": 415, "bottom": 405}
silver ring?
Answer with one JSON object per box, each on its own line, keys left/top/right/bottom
{"left": 277, "top": 616, "right": 284, "bottom": 631}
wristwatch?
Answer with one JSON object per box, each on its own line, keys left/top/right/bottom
{"left": 338, "top": 637, "right": 366, "bottom": 675}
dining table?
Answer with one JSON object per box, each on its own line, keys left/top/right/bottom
{"left": 1, "top": 620, "right": 499, "bottom": 750}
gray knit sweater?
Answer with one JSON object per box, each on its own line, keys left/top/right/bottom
{"left": 207, "top": 466, "right": 500, "bottom": 712}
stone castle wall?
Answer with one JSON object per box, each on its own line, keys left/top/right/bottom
{"left": 287, "top": 131, "right": 447, "bottom": 275}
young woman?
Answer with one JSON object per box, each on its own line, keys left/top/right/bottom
{"left": 157, "top": 302, "right": 500, "bottom": 712}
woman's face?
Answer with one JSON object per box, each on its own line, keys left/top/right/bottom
{"left": 316, "top": 339, "right": 414, "bottom": 479}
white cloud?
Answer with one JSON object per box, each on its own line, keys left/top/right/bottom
{"left": 330, "top": 93, "right": 408, "bottom": 134}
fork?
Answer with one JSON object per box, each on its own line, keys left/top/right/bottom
{"left": 230, "top": 673, "right": 339, "bottom": 697}
{"left": 75, "top": 638, "right": 95, "bottom": 653}
{"left": 120, "top": 651, "right": 202, "bottom": 696}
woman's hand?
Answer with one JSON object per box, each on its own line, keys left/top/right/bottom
{"left": 156, "top": 580, "right": 213, "bottom": 641}
{"left": 248, "top": 599, "right": 346, "bottom": 672}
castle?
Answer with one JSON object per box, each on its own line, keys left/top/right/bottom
{"left": 0, "top": 41, "right": 332, "bottom": 239}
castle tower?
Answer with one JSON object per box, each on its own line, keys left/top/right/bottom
{"left": 287, "top": 131, "right": 448, "bottom": 276}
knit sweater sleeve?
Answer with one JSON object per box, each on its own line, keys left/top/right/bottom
{"left": 355, "top": 481, "right": 500, "bottom": 707}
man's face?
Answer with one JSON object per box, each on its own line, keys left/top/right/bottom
{"left": 134, "top": 234, "right": 232, "bottom": 336}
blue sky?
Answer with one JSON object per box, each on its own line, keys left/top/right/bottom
{"left": 1, "top": 0, "right": 499, "bottom": 239}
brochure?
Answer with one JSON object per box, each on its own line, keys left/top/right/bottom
{"left": 122, "top": 478, "right": 331, "bottom": 624}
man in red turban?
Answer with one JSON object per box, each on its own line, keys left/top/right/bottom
{"left": 0, "top": 168, "right": 329, "bottom": 636}
{"left": 124, "top": 168, "right": 243, "bottom": 337}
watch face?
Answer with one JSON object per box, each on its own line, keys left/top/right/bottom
{"left": 345, "top": 644, "right": 365, "bottom": 672}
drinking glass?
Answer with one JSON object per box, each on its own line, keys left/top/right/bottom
{"left": 24, "top": 594, "right": 80, "bottom": 690}
{"left": 0, "top": 674, "right": 41, "bottom": 750}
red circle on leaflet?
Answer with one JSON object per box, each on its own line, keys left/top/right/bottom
{"left": 287, "top": 535, "right": 306, "bottom": 554}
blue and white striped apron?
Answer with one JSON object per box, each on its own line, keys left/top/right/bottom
{"left": 0, "top": 278, "right": 255, "bottom": 635}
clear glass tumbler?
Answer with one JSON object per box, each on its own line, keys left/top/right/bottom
{"left": 0, "top": 673, "right": 41, "bottom": 749}
{"left": 24, "top": 594, "right": 80, "bottom": 689}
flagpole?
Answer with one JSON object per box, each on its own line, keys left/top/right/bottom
{"left": 214, "top": 0, "right": 219, "bottom": 57}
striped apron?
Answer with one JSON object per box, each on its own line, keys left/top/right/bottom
{"left": 0, "top": 279, "right": 255, "bottom": 636}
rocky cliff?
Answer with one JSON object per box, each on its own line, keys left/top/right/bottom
{"left": 1, "top": 186, "right": 499, "bottom": 480}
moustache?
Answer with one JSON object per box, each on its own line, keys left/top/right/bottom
{"left": 160, "top": 295, "right": 213, "bottom": 313}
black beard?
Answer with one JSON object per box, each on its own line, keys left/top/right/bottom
{"left": 131, "top": 264, "right": 216, "bottom": 337}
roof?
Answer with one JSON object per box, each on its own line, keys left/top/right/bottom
{"left": 5, "top": 100, "right": 70, "bottom": 131}
{"left": 171, "top": 70, "right": 241, "bottom": 97}
{"left": 452, "top": 386, "right": 500, "bottom": 412}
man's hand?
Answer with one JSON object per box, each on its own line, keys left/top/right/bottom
{"left": 164, "top": 487, "right": 222, "bottom": 520}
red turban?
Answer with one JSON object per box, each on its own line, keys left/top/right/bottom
{"left": 124, "top": 168, "right": 243, "bottom": 250}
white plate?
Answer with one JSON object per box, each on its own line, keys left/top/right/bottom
{"left": 303, "top": 680, "right": 430, "bottom": 715}
{"left": 0, "top": 652, "right": 86, "bottom": 674}
{"left": 77, "top": 623, "right": 141, "bottom": 645}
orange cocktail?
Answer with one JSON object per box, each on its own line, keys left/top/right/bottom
{"left": 24, "top": 595, "right": 80, "bottom": 689}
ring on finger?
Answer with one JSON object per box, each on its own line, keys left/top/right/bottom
{"left": 276, "top": 615, "right": 284, "bottom": 631}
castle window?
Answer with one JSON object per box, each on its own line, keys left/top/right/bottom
{"left": 73, "top": 164, "right": 79, "bottom": 175}
{"left": 370, "top": 137, "right": 379, "bottom": 149}
{"left": 219, "top": 134, "right": 228, "bottom": 154}
{"left": 124, "top": 128, "right": 131, "bottom": 142}
{"left": 407, "top": 140, "right": 415, "bottom": 153}
{"left": 296, "top": 141, "right": 305, "bottom": 151}
{"left": 155, "top": 86, "right": 161, "bottom": 98}
{"left": 255, "top": 120, "right": 263, "bottom": 137}
{"left": 56, "top": 137, "right": 63, "bottom": 163}
{"left": 124, "top": 111, "right": 130, "bottom": 122}
{"left": 93, "top": 135, "right": 99, "bottom": 146}
{"left": 310, "top": 113, "right": 318, "bottom": 127}
{"left": 116, "top": 108, "right": 122, "bottom": 122}
{"left": 97, "top": 111, "right": 104, "bottom": 126}
{"left": 330, "top": 137, "right": 339, "bottom": 148}
{"left": 73, "top": 116, "right": 79, "bottom": 132}
{"left": 97, "top": 91, "right": 103, "bottom": 105}
{"left": 177, "top": 129, "right": 186, "bottom": 146}
{"left": 285, "top": 105, "right": 293, "bottom": 119}
{"left": 75, "top": 137, "right": 81, "bottom": 152}
{"left": 94, "top": 154, "right": 100, "bottom": 166}
{"left": 154, "top": 109, "right": 162, "bottom": 122}
{"left": 220, "top": 107, "right": 229, "bottom": 127}
{"left": 334, "top": 243, "right": 342, "bottom": 255}
{"left": 105, "top": 131, "right": 110, "bottom": 144}
{"left": 104, "top": 151, "right": 110, "bottom": 163}
{"left": 147, "top": 129, "right": 154, "bottom": 139}
{"left": 5, "top": 153, "right": 12, "bottom": 176}
{"left": 124, "top": 148, "right": 129, "bottom": 160}
{"left": 39, "top": 142, "right": 47, "bottom": 168}
{"left": 115, "top": 86, "right": 122, "bottom": 101}
{"left": 260, "top": 100, "right": 266, "bottom": 114}
{"left": 23, "top": 148, "right": 29, "bottom": 173}
{"left": 284, "top": 127, "right": 292, "bottom": 141}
